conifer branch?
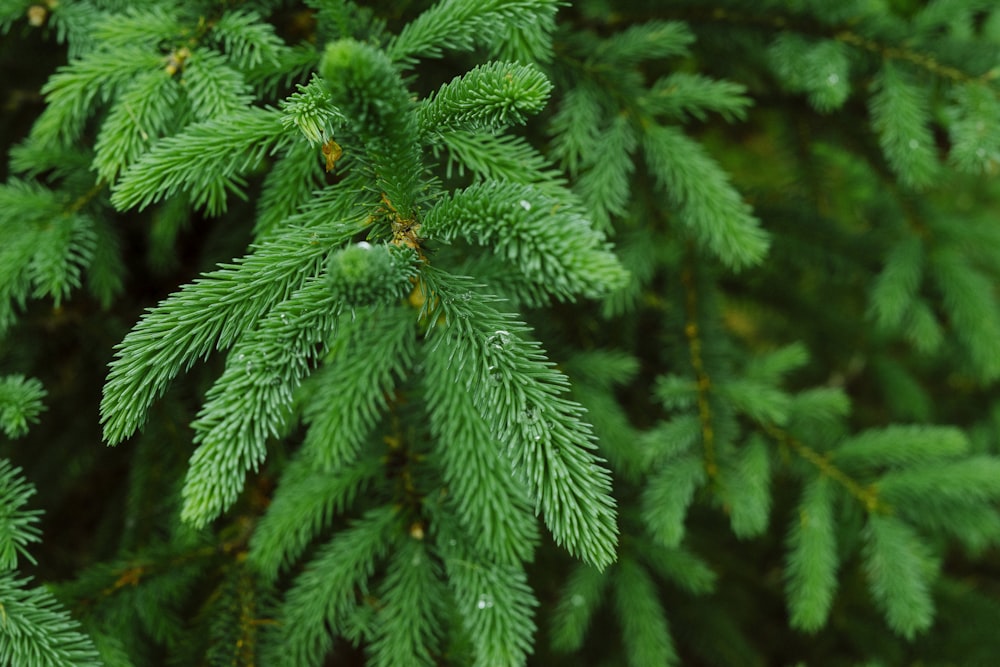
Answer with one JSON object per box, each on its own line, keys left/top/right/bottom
{"left": 13, "top": 1, "right": 1000, "bottom": 663}
{"left": 418, "top": 61, "right": 553, "bottom": 134}
{"left": 421, "top": 180, "right": 628, "bottom": 302}
{"left": 0, "top": 377, "right": 47, "bottom": 440}
{"left": 110, "top": 107, "right": 288, "bottom": 214}
{"left": 421, "top": 269, "right": 619, "bottom": 569}
{"left": 182, "top": 277, "right": 346, "bottom": 527}
{"left": 440, "top": 534, "right": 538, "bottom": 667}
{"left": 320, "top": 39, "right": 425, "bottom": 219}
{"left": 367, "top": 539, "right": 443, "bottom": 666}
{"left": 272, "top": 506, "right": 398, "bottom": 667}
{"left": 785, "top": 476, "right": 838, "bottom": 632}
{"left": 248, "top": 455, "right": 382, "bottom": 582}
{"left": 613, "top": 556, "right": 677, "bottom": 666}
{"left": 0, "top": 573, "right": 104, "bottom": 667}
{"left": 100, "top": 216, "right": 363, "bottom": 445}
{"left": 833, "top": 29, "right": 987, "bottom": 85}
{"left": 665, "top": 6, "right": 994, "bottom": 84}
{"left": 387, "top": 0, "right": 560, "bottom": 67}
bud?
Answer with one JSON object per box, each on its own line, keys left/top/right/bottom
{"left": 326, "top": 242, "right": 416, "bottom": 307}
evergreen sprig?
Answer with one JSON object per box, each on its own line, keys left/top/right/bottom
{"left": 387, "top": 0, "right": 559, "bottom": 67}
{"left": 0, "top": 181, "right": 97, "bottom": 330}
{"left": 100, "top": 220, "right": 360, "bottom": 445}
{"left": 418, "top": 61, "right": 553, "bottom": 134}
{"left": 0, "top": 462, "right": 101, "bottom": 666}
{"left": 421, "top": 180, "right": 628, "bottom": 302}
{"left": 0, "top": 458, "right": 42, "bottom": 567}
{"left": 10, "top": 0, "right": 1000, "bottom": 664}
{"left": 0, "top": 573, "right": 104, "bottom": 667}
{"left": 421, "top": 269, "right": 619, "bottom": 568}
{"left": 110, "top": 107, "right": 287, "bottom": 214}
{"left": 0, "top": 377, "right": 47, "bottom": 441}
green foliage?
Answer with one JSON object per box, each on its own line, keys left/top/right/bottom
{"left": 0, "top": 573, "right": 103, "bottom": 667}
{"left": 0, "top": 375, "right": 46, "bottom": 439}
{"left": 869, "top": 62, "right": 939, "bottom": 189}
{"left": 768, "top": 35, "right": 852, "bottom": 112}
{"left": 0, "top": 461, "right": 101, "bottom": 666}
{"left": 418, "top": 61, "right": 553, "bottom": 133}
{"left": 0, "top": 181, "right": 99, "bottom": 331}
{"left": 7, "top": 0, "right": 1000, "bottom": 665}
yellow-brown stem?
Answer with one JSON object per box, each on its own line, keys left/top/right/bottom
{"left": 763, "top": 422, "right": 888, "bottom": 514}
{"left": 681, "top": 263, "right": 718, "bottom": 479}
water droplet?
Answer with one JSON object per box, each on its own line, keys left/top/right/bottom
{"left": 280, "top": 313, "right": 288, "bottom": 323}
{"left": 486, "top": 330, "right": 512, "bottom": 350}
{"left": 571, "top": 594, "right": 585, "bottom": 608}
{"left": 488, "top": 366, "right": 504, "bottom": 383}
{"left": 237, "top": 353, "right": 246, "bottom": 361}
{"left": 977, "top": 148, "right": 987, "bottom": 158}
{"left": 522, "top": 405, "right": 539, "bottom": 424}
{"left": 826, "top": 73, "right": 839, "bottom": 86}
{"left": 459, "top": 291, "right": 473, "bottom": 302}
{"left": 519, "top": 199, "right": 532, "bottom": 211}
{"left": 908, "top": 139, "right": 920, "bottom": 150}
{"left": 476, "top": 595, "right": 494, "bottom": 610}
{"left": 245, "top": 361, "right": 254, "bottom": 372}
{"left": 522, "top": 405, "right": 547, "bottom": 442}
{"left": 356, "top": 241, "right": 372, "bottom": 250}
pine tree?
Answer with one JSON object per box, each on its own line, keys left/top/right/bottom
{"left": 5, "top": 0, "right": 1000, "bottom": 664}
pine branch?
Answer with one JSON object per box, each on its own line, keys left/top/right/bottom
{"left": 784, "top": 477, "right": 838, "bottom": 632}
{"left": 93, "top": 69, "right": 181, "bottom": 182}
{"left": 320, "top": 39, "right": 425, "bottom": 219}
{"left": 386, "top": 0, "right": 560, "bottom": 67}
{"left": 0, "top": 573, "right": 103, "bottom": 667}
{"left": 0, "top": 459, "right": 42, "bottom": 568}
{"left": 418, "top": 61, "right": 552, "bottom": 134}
{"left": 298, "top": 303, "right": 417, "bottom": 471}
{"left": 549, "top": 563, "right": 607, "bottom": 653}
{"left": 435, "top": 130, "right": 568, "bottom": 191}
{"left": 613, "top": 557, "right": 677, "bottom": 667}
{"left": 644, "top": 126, "right": 769, "bottom": 269}
{"left": 271, "top": 506, "right": 397, "bottom": 667}
{"left": 592, "top": 20, "right": 694, "bottom": 66}
{"left": 248, "top": 455, "right": 381, "bottom": 582}
{"left": 424, "top": 317, "right": 540, "bottom": 565}
{"left": 441, "top": 534, "right": 538, "bottom": 667}
{"left": 278, "top": 74, "right": 345, "bottom": 146}
{"left": 869, "top": 62, "right": 939, "bottom": 189}
{"left": 863, "top": 515, "right": 937, "bottom": 639}
{"left": 420, "top": 269, "right": 619, "bottom": 569}
{"left": 182, "top": 277, "right": 343, "bottom": 527}
{"left": 28, "top": 46, "right": 163, "bottom": 151}
{"left": 366, "top": 539, "right": 444, "bottom": 667}
{"left": 209, "top": 9, "right": 285, "bottom": 71}
{"left": 110, "top": 107, "right": 287, "bottom": 214}
{"left": 767, "top": 34, "right": 851, "bottom": 112}
{"left": 644, "top": 72, "right": 752, "bottom": 122}
{"left": 421, "top": 180, "right": 628, "bottom": 302}
{"left": 101, "top": 218, "right": 361, "bottom": 445}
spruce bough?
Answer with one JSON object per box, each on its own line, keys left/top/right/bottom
{"left": 5, "top": 1, "right": 1000, "bottom": 665}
